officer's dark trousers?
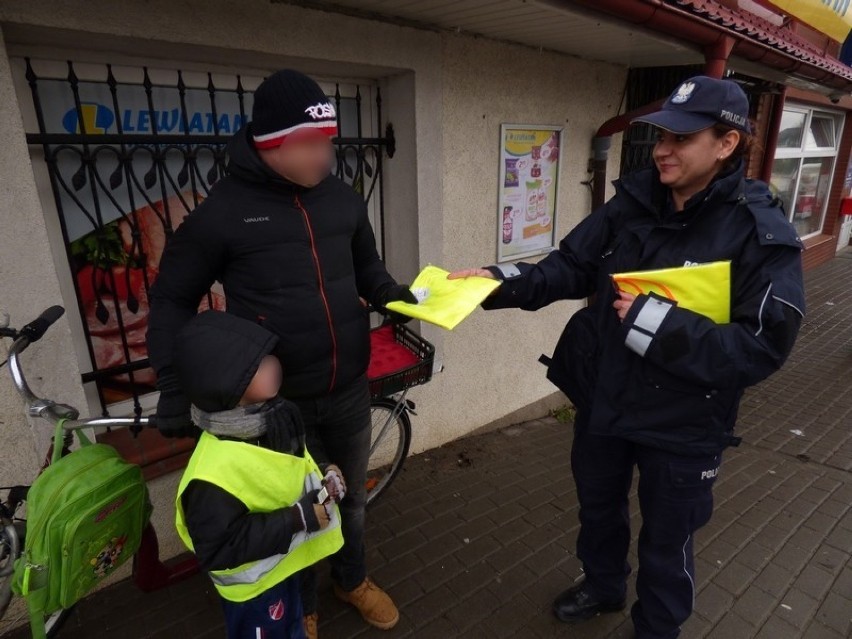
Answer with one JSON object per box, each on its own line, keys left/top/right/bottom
{"left": 571, "top": 412, "right": 721, "bottom": 639}
{"left": 293, "top": 376, "right": 373, "bottom": 616}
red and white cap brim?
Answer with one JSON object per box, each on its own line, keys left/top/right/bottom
{"left": 253, "top": 120, "right": 338, "bottom": 149}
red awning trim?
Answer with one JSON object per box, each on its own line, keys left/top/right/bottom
{"left": 670, "top": 0, "right": 852, "bottom": 82}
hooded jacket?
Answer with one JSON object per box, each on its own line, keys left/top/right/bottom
{"left": 147, "top": 125, "right": 396, "bottom": 400}
{"left": 173, "top": 310, "right": 279, "bottom": 413}
{"left": 485, "top": 160, "right": 805, "bottom": 456}
{"left": 172, "top": 310, "right": 311, "bottom": 572}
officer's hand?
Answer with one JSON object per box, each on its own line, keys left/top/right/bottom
{"left": 323, "top": 464, "right": 347, "bottom": 504}
{"left": 447, "top": 269, "right": 500, "bottom": 297}
{"left": 295, "top": 490, "right": 330, "bottom": 532}
{"left": 613, "top": 291, "right": 636, "bottom": 322}
{"left": 447, "top": 268, "right": 495, "bottom": 280}
{"left": 154, "top": 369, "right": 200, "bottom": 439}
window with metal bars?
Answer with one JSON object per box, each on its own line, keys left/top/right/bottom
{"left": 16, "top": 57, "right": 395, "bottom": 424}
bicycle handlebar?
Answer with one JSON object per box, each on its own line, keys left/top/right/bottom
{"left": 20, "top": 305, "right": 65, "bottom": 343}
{"left": 3, "top": 306, "right": 154, "bottom": 431}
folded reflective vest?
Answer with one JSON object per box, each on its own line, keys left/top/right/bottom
{"left": 386, "top": 265, "right": 500, "bottom": 330}
{"left": 175, "top": 431, "right": 343, "bottom": 602}
{"left": 612, "top": 260, "right": 731, "bottom": 324}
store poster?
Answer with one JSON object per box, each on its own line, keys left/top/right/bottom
{"left": 497, "top": 124, "right": 562, "bottom": 262}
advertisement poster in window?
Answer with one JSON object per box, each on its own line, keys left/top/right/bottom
{"left": 497, "top": 124, "right": 562, "bottom": 262}
{"left": 23, "top": 66, "right": 250, "bottom": 403}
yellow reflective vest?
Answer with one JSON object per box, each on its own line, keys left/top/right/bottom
{"left": 175, "top": 431, "right": 344, "bottom": 602}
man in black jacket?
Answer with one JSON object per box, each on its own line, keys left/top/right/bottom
{"left": 147, "top": 69, "right": 414, "bottom": 636}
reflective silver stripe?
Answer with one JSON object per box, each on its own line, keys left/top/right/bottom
{"left": 625, "top": 328, "right": 653, "bottom": 357}
{"left": 633, "top": 297, "right": 673, "bottom": 335}
{"left": 493, "top": 263, "right": 521, "bottom": 279}
{"left": 210, "top": 553, "right": 287, "bottom": 587}
{"left": 755, "top": 283, "right": 772, "bottom": 337}
{"left": 210, "top": 470, "right": 336, "bottom": 588}
{"left": 771, "top": 295, "right": 804, "bottom": 318}
{"left": 683, "top": 534, "right": 695, "bottom": 612}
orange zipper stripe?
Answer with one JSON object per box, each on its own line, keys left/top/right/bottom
{"left": 295, "top": 195, "right": 338, "bottom": 393}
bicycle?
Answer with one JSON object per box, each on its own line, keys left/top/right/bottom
{"left": 364, "top": 321, "right": 434, "bottom": 506}
{"left": 0, "top": 308, "right": 432, "bottom": 635}
{"left": 0, "top": 307, "right": 197, "bottom": 637}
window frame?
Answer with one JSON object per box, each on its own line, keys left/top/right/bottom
{"left": 771, "top": 103, "right": 845, "bottom": 240}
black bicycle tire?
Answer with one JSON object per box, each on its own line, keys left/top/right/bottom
{"left": 0, "top": 520, "right": 21, "bottom": 621}
{"left": 366, "top": 399, "right": 411, "bottom": 507}
{"left": 1, "top": 517, "right": 73, "bottom": 637}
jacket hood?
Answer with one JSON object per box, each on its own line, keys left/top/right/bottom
{"left": 226, "top": 124, "right": 286, "bottom": 185}
{"left": 173, "top": 310, "right": 279, "bottom": 412}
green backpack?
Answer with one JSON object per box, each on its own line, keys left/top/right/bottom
{"left": 12, "top": 421, "right": 151, "bottom": 638}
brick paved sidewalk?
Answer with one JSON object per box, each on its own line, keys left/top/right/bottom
{"left": 3, "top": 251, "right": 851, "bottom": 639}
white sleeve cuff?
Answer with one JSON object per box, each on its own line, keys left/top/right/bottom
{"left": 624, "top": 296, "right": 674, "bottom": 357}
{"left": 492, "top": 263, "right": 521, "bottom": 279}
{"left": 634, "top": 297, "right": 674, "bottom": 334}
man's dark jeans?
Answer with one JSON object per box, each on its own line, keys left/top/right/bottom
{"left": 294, "top": 375, "right": 372, "bottom": 615}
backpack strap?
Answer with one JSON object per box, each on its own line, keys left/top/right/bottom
{"left": 51, "top": 419, "right": 92, "bottom": 465}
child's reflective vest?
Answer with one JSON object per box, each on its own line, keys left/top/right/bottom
{"left": 175, "top": 431, "right": 344, "bottom": 602}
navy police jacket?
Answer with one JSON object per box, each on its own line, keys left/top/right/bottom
{"left": 484, "top": 160, "right": 805, "bottom": 456}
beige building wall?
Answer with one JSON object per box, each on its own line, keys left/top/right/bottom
{"left": 408, "top": 34, "right": 625, "bottom": 451}
{"left": 0, "top": 0, "right": 626, "bottom": 588}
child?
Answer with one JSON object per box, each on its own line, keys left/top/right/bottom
{"left": 171, "top": 310, "right": 347, "bottom": 638}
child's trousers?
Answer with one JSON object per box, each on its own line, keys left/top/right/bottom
{"left": 220, "top": 575, "right": 305, "bottom": 639}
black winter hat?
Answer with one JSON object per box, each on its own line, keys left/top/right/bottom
{"left": 251, "top": 69, "right": 338, "bottom": 149}
{"left": 173, "top": 311, "right": 279, "bottom": 413}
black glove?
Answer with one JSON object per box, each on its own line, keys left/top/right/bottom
{"left": 262, "top": 397, "right": 306, "bottom": 456}
{"left": 154, "top": 368, "right": 199, "bottom": 439}
{"left": 373, "top": 283, "right": 418, "bottom": 324}
{"left": 292, "top": 489, "right": 326, "bottom": 533}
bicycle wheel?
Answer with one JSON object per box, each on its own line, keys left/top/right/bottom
{"left": 365, "top": 398, "right": 411, "bottom": 507}
{"left": 0, "top": 520, "right": 20, "bottom": 620}
{"left": 44, "top": 608, "right": 73, "bottom": 637}
{"left": 1, "top": 521, "right": 72, "bottom": 637}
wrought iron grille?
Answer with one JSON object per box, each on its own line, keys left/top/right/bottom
{"left": 22, "top": 59, "right": 395, "bottom": 420}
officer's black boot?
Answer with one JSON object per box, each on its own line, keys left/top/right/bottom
{"left": 552, "top": 581, "right": 627, "bottom": 623}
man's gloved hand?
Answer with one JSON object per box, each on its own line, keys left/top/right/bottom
{"left": 262, "top": 397, "right": 306, "bottom": 456}
{"left": 154, "top": 368, "right": 199, "bottom": 439}
{"left": 293, "top": 489, "right": 330, "bottom": 532}
{"left": 374, "top": 283, "right": 418, "bottom": 324}
{"left": 322, "top": 464, "right": 347, "bottom": 504}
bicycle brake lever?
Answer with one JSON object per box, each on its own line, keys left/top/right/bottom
{"left": 33, "top": 401, "right": 80, "bottom": 422}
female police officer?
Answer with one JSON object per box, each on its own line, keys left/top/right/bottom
{"left": 449, "top": 76, "right": 805, "bottom": 638}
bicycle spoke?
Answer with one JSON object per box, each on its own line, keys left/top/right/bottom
{"left": 365, "top": 398, "right": 412, "bottom": 506}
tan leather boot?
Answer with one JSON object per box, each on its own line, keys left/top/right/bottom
{"left": 303, "top": 612, "right": 319, "bottom": 639}
{"left": 333, "top": 577, "right": 399, "bottom": 630}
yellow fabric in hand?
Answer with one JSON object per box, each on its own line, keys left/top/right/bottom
{"left": 385, "top": 265, "right": 501, "bottom": 330}
{"left": 612, "top": 261, "right": 731, "bottom": 324}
